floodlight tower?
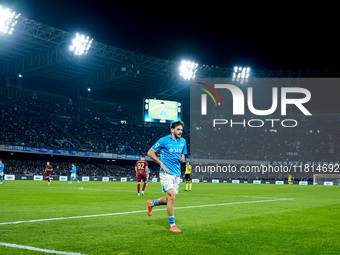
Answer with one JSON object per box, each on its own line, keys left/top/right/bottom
{"left": 179, "top": 60, "right": 198, "bottom": 80}
{"left": 0, "top": 5, "right": 21, "bottom": 35}
{"left": 69, "top": 33, "right": 93, "bottom": 55}
{"left": 232, "top": 66, "right": 250, "bottom": 84}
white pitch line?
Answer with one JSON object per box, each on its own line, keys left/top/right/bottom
{"left": 0, "top": 198, "right": 292, "bottom": 226}
{"left": 0, "top": 242, "right": 86, "bottom": 255}
{"left": 175, "top": 198, "right": 293, "bottom": 210}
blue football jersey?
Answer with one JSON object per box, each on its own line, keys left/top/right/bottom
{"left": 151, "top": 134, "right": 187, "bottom": 176}
{"left": 72, "top": 166, "right": 77, "bottom": 174}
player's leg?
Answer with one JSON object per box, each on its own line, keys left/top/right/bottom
{"left": 147, "top": 195, "right": 165, "bottom": 216}
{"left": 147, "top": 173, "right": 168, "bottom": 215}
{"left": 167, "top": 176, "right": 181, "bottom": 232}
{"left": 137, "top": 181, "right": 141, "bottom": 196}
{"left": 166, "top": 188, "right": 176, "bottom": 217}
{"left": 147, "top": 173, "right": 181, "bottom": 232}
{"left": 141, "top": 173, "right": 147, "bottom": 195}
{"left": 137, "top": 173, "right": 141, "bottom": 196}
{"left": 157, "top": 188, "right": 180, "bottom": 231}
{"left": 141, "top": 181, "right": 147, "bottom": 195}
{"left": 185, "top": 174, "right": 192, "bottom": 191}
{"left": 74, "top": 175, "right": 79, "bottom": 183}
{"left": 1, "top": 174, "right": 3, "bottom": 184}
{"left": 70, "top": 174, "right": 75, "bottom": 183}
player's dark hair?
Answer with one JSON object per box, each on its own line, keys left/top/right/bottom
{"left": 170, "top": 121, "right": 184, "bottom": 130}
{"left": 141, "top": 155, "right": 145, "bottom": 158}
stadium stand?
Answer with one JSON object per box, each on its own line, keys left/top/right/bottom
{"left": 1, "top": 90, "right": 339, "bottom": 182}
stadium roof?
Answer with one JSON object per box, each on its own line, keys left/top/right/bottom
{"left": 0, "top": 15, "right": 179, "bottom": 96}
{"left": 1, "top": 14, "right": 340, "bottom": 101}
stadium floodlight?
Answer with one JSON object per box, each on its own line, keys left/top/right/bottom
{"left": 69, "top": 33, "right": 93, "bottom": 56}
{"left": 0, "top": 5, "right": 21, "bottom": 35}
{"left": 179, "top": 60, "right": 198, "bottom": 80}
{"left": 232, "top": 66, "right": 250, "bottom": 84}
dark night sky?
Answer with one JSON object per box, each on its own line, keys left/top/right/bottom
{"left": 3, "top": 1, "right": 340, "bottom": 70}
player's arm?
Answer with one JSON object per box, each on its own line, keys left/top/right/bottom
{"left": 180, "top": 141, "right": 187, "bottom": 163}
{"left": 145, "top": 161, "right": 149, "bottom": 174}
{"left": 135, "top": 165, "right": 138, "bottom": 176}
{"left": 180, "top": 154, "right": 185, "bottom": 163}
{"left": 145, "top": 161, "right": 149, "bottom": 173}
{"left": 147, "top": 148, "right": 170, "bottom": 174}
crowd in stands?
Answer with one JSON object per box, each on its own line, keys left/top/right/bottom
{"left": 191, "top": 117, "right": 340, "bottom": 162}
{"left": 1, "top": 94, "right": 339, "bottom": 179}
{"left": 0, "top": 95, "right": 169, "bottom": 155}
{"left": 2, "top": 158, "right": 146, "bottom": 178}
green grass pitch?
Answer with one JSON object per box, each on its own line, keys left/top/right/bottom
{"left": 0, "top": 181, "right": 339, "bottom": 254}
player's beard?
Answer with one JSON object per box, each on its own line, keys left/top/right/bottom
{"left": 174, "top": 131, "right": 182, "bottom": 140}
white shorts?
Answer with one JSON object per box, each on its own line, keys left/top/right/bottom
{"left": 0, "top": 172, "right": 3, "bottom": 177}
{"left": 71, "top": 174, "right": 77, "bottom": 178}
{"left": 160, "top": 173, "right": 180, "bottom": 195}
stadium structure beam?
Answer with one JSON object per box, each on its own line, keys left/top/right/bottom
{"left": 1, "top": 14, "right": 340, "bottom": 96}
{"left": 15, "top": 16, "right": 70, "bottom": 46}
{"left": 2, "top": 15, "right": 178, "bottom": 92}
{"left": 76, "top": 63, "right": 127, "bottom": 91}
{"left": 3, "top": 46, "right": 71, "bottom": 80}
{"left": 148, "top": 72, "right": 181, "bottom": 98}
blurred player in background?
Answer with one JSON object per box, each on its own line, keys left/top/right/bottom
{"left": 45, "top": 161, "right": 53, "bottom": 185}
{"left": 288, "top": 174, "right": 293, "bottom": 184}
{"left": 159, "top": 102, "right": 167, "bottom": 121}
{"left": 0, "top": 160, "right": 4, "bottom": 184}
{"left": 146, "top": 166, "right": 151, "bottom": 184}
{"left": 147, "top": 121, "right": 187, "bottom": 233}
{"left": 135, "top": 156, "right": 148, "bottom": 196}
{"left": 183, "top": 162, "right": 192, "bottom": 191}
{"left": 70, "top": 163, "right": 79, "bottom": 184}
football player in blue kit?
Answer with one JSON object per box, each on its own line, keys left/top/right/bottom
{"left": 147, "top": 121, "right": 187, "bottom": 233}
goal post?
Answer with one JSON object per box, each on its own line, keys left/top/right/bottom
{"left": 313, "top": 174, "right": 340, "bottom": 186}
